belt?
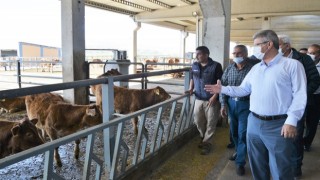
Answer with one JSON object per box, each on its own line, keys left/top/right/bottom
{"left": 230, "top": 97, "right": 249, "bottom": 101}
{"left": 252, "top": 112, "right": 287, "bottom": 121}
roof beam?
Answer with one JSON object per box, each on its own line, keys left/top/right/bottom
{"left": 85, "top": 1, "right": 137, "bottom": 15}
{"left": 134, "top": 4, "right": 201, "bottom": 22}
{"left": 231, "top": 0, "right": 320, "bottom": 18}
{"left": 146, "top": 21, "right": 186, "bottom": 31}
{"left": 110, "top": 0, "right": 153, "bottom": 12}
{"left": 179, "top": 0, "right": 194, "bottom": 5}
{"left": 145, "top": 0, "right": 173, "bottom": 9}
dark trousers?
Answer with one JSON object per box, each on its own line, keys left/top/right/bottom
{"left": 292, "top": 116, "right": 305, "bottom": 173}
{"left": 228, "top": 98, "right": 250, "bottom": 166}
{"left": 304, "top": 94, "right": 320, "bottom": 148}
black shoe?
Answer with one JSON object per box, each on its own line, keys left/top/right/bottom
{"left": 304, "top": 145, "right": 310, "bottom": 152}
{"left": 236, "top": 165, "right": 245, "bottom": 176}
{"left": 229, "top": 153, "right": 237, "bottom": 161}
{"left": 201, "top": 143, "right": 212, "bottom": 155}
{"left": 198, "top": 138, "right": 204, "bottom": 148}
{"left": 227, "top": 143, "right": 235, "bottom": 149}
{"left": 294, "top": 167, "right": 302, "bottom": 179}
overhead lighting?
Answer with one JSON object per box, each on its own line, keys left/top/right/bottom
{"left": 192, "top": 11, "right": 198, "bottom": 17}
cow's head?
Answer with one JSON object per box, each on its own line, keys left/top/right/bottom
{"left": 154, "top": 86, "right": 171, "bottom": 103}
{"left": 11, "top": 117, "right": 44, "bottom": 154}
{"left": 84, "top": 105, "right": 103, "bottom": 127}
{"left": 97, "top": 69, "right": 122, "bottom": 78}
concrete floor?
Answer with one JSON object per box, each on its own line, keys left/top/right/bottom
{"left": 147, "top": 125, "right": 320, "bottom": 180}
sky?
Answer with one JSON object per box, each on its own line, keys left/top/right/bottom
{"left": 0, "top": 0, "right": 196, "bottom": 57}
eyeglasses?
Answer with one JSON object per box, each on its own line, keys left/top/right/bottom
{"left": 254, "top": 41, "right": 269, "bottom": 47}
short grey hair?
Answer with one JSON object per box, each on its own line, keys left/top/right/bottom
{"left": 234, "top": 45, "right": 248, "bottom": 56}
{"left": 278, "top": 34, "right": 291, "bottom": 44}
{"left": 253, "top": 30, "right": 279, "bottom": 49}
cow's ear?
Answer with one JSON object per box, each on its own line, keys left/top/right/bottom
{"left": 154, "top": 88, "right": 160, "bottom": 95}
{"left": 86, "top": 108, "right": 96, "bottom": 116}
{"left": 30, "top": 119, "right": 38, "bottom": 125}
{"left": 11, "top": 125, "right": 21, "bottom": 136}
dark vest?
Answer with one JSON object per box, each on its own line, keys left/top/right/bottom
{"left": 191, "top": 58, "right": 222, "bottom": 100}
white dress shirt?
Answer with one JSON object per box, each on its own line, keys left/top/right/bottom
{"left": 221, "top": 53, "right": 307, "bottom": 126}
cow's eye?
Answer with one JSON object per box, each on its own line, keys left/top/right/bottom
{"left": 26, "top": 132, "right": 33, "bottom": 137}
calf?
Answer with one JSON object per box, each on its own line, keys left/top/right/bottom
{"left": 90, "top": 69, "right": 122, "bottom": 96}
{"left": 25, "top": 93, "right": 65, "bottom": 139}
{"left": 95, "top": 86, "right": 171, "bottom": 134}
{"left": 0, "top": 97, "right": 26, "bottom": 113}
{"left": 168, "top": 58, "right": 183, "bottom": 78}
{"left": 43, "top": 103, "right": 102, "bottom": 167}
{"left": 0, "top": 117, "right": 44, "bottom": 159}
{"left": 40, "top": 59, "right": 60, "bottom": 72}
{"left": 90, "top": 59, "right": 104, "bottom": 69}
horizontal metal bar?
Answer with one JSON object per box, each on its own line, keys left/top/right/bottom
{"left": 147, "top": 81, "right": 184, "bottom": 86}
{"left": 0, "top": 80, "right": 17, "bottom": 84}
{"left": 0, "top": 69, "right": 189, "bottom": 99}
{"left": 20, "top": 60, "right": 62, "bottom": 64}
{"left": 18, "top": 75, "right": 62, "bottom": 79}
{"left": 0, "top": 93, "right": 188, "bottom": 168}
{"left": 145, "top": 62, "right": 192, "bottom": 66}
{"left": 0, "top": 74, "right": 17, "bottom": 77}
{"left": 20, "top": 82, "right": 47, "bottom": 86}
{"left": 166, "top": 91, "right": 185, "bottom": 95}
{"left": 88, "top": 61, "right": 144, "bottom": 66}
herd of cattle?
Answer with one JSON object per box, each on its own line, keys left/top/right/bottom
{"left": 0, "top": 69, "right": 171, "bottom": 167}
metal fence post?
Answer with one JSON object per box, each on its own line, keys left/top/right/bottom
{"left": 144, "top": 63, "right": 148, "bottom": 89}
{"left": 184, "top": 69, "right": 191, "bottom": 121}
{"left": 17, "top": 59, "right": 21, "bottom": 88}
{"left": 102, "top": 77, "right": 115, "bottom": 171}
{"left": 184, "top": 69, "right": 190, "bottom": 92}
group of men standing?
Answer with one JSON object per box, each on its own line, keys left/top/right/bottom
{"left": 188, "top": 29, "right": 320, "bottom": 179}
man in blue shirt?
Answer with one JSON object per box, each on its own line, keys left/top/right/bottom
{"left": 187, "top": 46, "right": 223, "bottom": 155}
{"left": 204, "top": 30, "right": 307, "bottom": 179}
{"left": 220, "top": 45, "right": 257, "bottom": 176}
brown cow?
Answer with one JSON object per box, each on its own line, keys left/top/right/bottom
{"left": 168, "top": 58, "right": 183, "bottom": 78}
{"left": 95, "top": 86, "right": 171, "bottom": 134}
{"left": 145, "top": 59, "right": 158, "bottom": 69}
{"left": 0, "top": 97, "right": 26, "bottom": 113}
{"left": 0, "top": 62, "right": 8, "bottom": 71}
{"left": 43, "top": 103, "right": 102, "bottom": 167}
{"left": 0, "top": 117, "right": 44, "bottom": 159}
{"left": 90, "top": 69, "right": 122, "bottom": 96}
{"left": 25, "top": 93, "right": 65, "bottom": 139}
{"left": 40, "top": 59, "right": 60, "bottom": 72}
{"left": 90, "top": 59, "right": 104, "bottom": 69}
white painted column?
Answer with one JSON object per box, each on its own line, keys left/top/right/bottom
{"left": 61, "top": 0, "right": 88, "bottom": 104}
{"left": 199, "top": 0, "right": 231, "bottom": 68}
{"left": 196, "top": 15, "right": 203, "bottom": 47}
{"left": 180, "top": 31, "right": 189, "bottom": 63}
{"left": 132, "top": 22, "right": 141, "bottom": 74}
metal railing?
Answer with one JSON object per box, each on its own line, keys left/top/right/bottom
{"left": 0, "top": 68, "right": 195, "bottom": 179}
{"left": 87, "top": 61, "right": 145, "bottom": 89}
{"left": 144, "top": 62, "right": 192, "bottom": 90}
{"left": 0, "top": 58, "right": 62, "bottom": 89}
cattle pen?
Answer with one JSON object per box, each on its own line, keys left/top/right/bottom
{"left": 0, "top": 68, "right": 197, "bottom": 179}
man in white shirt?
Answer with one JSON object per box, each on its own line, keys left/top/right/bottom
{"left": 204, "top": 30, "right": 307, "bottom": 180}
